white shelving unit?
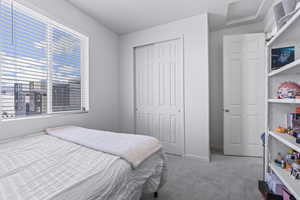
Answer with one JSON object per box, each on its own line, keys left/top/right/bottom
{"left": 269, "top": 131, "right": 300, "bottom": 156}
{"left": 270, "top": 164, "right": 300, "bottom": 200}
{"left": 268, "top": 99, "right": 300, "bottom": 104}
{"left": 267, "top": 8, "right": 300, "bottom": 47}
{"left": 265, "top": 8, "right": 300, "bottom": 200}
{"left": 268, "top": 59, "right": 300, "bottom": 77}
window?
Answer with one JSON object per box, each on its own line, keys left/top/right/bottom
{"left": 0, "top": 0, "right": 89, "bottom": 120}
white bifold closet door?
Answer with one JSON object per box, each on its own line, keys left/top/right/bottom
{"left": 135, "top": 39, "right": 184, "bottom": 155}
{"left": 223, "top": 34, "right": 265, "bottom": 157}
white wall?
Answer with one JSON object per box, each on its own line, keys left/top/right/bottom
{"left": 119, "top": 14, "right": 210, "bottom": 161}
{"left": 209, "top": 22, "right": 265, "bottom": 152}
{"left": 264, "top": 6, "right": 275, "bottom": 33}
{"left": 0, "top": 0, "right": 120, "bottom": 140}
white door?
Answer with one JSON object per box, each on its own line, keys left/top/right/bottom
{"left": 223, "top": 33, "right": 265, "bottom": 157}
{"left": 135, "top": 39, "right": 184, "bottom": 155}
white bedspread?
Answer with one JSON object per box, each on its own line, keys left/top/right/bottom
{"left": 0, "top": 134, "right": 167, "bottom": 200}
{"left": 46, "top": 126, "right": 162, "bottom": 168}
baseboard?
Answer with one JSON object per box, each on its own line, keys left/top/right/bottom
{"left": 184, "top": 154, "right": 210, "bottom": 162}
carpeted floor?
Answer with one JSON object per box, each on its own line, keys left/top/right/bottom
{"left": 141, "top": 154, "right": 263, "bottom": 200}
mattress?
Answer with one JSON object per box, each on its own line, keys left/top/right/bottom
{"left": 0, "top": 134, "right": 167, "bottom": 200}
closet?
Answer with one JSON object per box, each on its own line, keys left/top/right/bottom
{"left": 134, "top": 39, "right": 184, "bottom": 155}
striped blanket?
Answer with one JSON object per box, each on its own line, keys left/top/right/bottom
{"left": 0, "top": 134, "right": 167, "bottom": 200}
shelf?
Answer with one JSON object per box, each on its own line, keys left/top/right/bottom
{"left": 267, "top": 8, "right": 300, "bottom": 47}
{"left": 268, "top": 59, "right": 300, "bottom": 77}
{"left": 269, "top": 131, "right": 300, "bottom": 153}
{"left": 268, "top": 99, "right": 300, "bottom": 104}
{"left": 270, "top": 164, "right": 300, "bottom": 200}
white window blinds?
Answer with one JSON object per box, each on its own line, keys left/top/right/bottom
{"left": 0, "top": 0, "right": 89, "bottom": 120}
{"left": 51, "top": 26, "right": 81, "bottom": 112}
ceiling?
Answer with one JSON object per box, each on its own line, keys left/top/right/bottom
{"left": 67, "top": 0, "right": 274, "bottom": 35}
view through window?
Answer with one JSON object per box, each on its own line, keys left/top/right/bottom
{"left": 0, "top": 0, "right": 88, "bottom": 119}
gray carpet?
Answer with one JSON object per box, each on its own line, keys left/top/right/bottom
{"left": 141, "top": 154, "right": 263, "bottom": 200}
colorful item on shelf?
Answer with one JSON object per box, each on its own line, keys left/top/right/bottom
{"left": 291, "top": 163, "right": 300, "bottom": 179}
{"left": 272, "top": 46, "right": 295, "bottom": 70}
{"left": 295, "top": 159, "right": 300, "bottom": 165}
{"left": 288, "top": 129, "right": 294, "bottom": 136}
{"left": 296, "top": 107, "right": 300, "bottom": 113}
{"left": 275, "top": 126, "right": 288, "bottom": 133}
{"left": 287, "top": 151, "right": 300, "bottom": 161}
{"left": 293, "top": 152, "right": 300, "bottom": 160}
{"left": 288, "top": 130, "right": 300, "bottom": 138}
{"left": 287, "top": 113, "right": 300, "bottom": 130}
{"left": 277, "top": 82, "right": 300, "bottom": 99}
{"left": 286, "top": 162, "right": 293, "bottom": 169}
{"left": 297, "top": 138, "right": 300, "bottom": 144}
{"left": 286, "top": 155, "right": 295, "bottom": 169}
{"left": 282, "top": 187, "right": 295, "bottom": 200}
{"left": 278, "top": 149, "right": 300, "bottom": 179}
{"left": 288, "top": 148, "right": 294, "bottom": 155}
{"left": 266, "top": 173, "right": 287, "bottom": 196}
{"left": 275, "top": 153, "right": 286, "bottom": 169}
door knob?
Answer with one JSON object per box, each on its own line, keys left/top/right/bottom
{"left": 224, "top": 109, "right": 230, "bottom": 113}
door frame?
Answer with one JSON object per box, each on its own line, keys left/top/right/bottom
{"left": 133, "top": 36, "right": 186, "bottom": 155}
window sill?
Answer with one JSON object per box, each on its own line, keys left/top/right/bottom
{"left": 1, "top": 111, "right": 89, "bottom": 122}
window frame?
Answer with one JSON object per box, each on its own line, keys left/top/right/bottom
{"left": 0, "top": 1, "right": 90, "bottom": 121}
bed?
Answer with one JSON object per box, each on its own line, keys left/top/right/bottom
{"left": 0, "top": 128, "right": 167, "bottom": 200}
